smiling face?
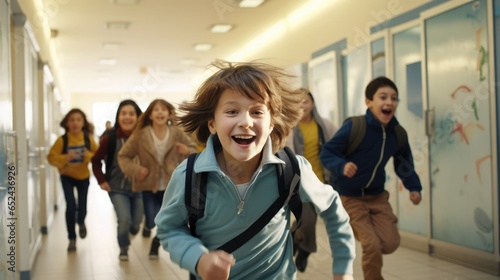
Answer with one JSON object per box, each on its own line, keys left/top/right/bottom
{"left": 149, "top": 103, "right": 170, "bottom": 127}
{"left": 365, "top": 86, "right": 399, "bottom": 126}
{"left": 208, "top": 89, "right": 274, "bottom": 164}
{"left": 118, "top": 104, "right": 138, "bottom": 134}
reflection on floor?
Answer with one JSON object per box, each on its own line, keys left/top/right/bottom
{"left": 32, "top": 180, "right": 499, "bottom": 280}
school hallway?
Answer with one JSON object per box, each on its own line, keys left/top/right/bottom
{"left": 31, "top": 177, "right": 499, "bottom": 280}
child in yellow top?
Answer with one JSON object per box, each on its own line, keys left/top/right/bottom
{"left": 47, "top": 108, "right": 98, "bottom": 252}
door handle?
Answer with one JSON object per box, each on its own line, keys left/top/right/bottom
{"left": 425, "top": 108, "right": 435, "bottom": 142}
{"left": 5, "top": 131, "right": 17, "bottom": 166}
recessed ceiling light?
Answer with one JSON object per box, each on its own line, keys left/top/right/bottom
{"left": 239, "top": 0, "right": 265, "bottom": 8}
{"left": 101, "top": 42, "right": 121, "bottom": 49}
{"left": 105, "top": 21, "right": 131, "bottom": 30}
{"left": 210, "top": 24, "right": 233, "bottom": 33}
{"left": 99, "top": 58, "right": 117, "bottom": 66}
{"left": 194, "top": 43, "right": 212, "bottom": 51}
{"left": 96, "top": 77, "right": 110, "bottom": 84}
{"left": 50, "top": 29, "right": 58, "bottom": 38}
{"left": 180, "top": 58, "right": 198, "bottom": 65}
{"left": 109, "top": 0, "right": 140, "bottom": 4}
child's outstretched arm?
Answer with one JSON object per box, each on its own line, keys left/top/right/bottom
{"left": 296, "top": 156, "right": 356, "bottom": 277}
{"left": 393, "top": 142, "right": 423, "bottom": 204}
{"left": 155, "top": 163, "right": 211, "bottom": 277}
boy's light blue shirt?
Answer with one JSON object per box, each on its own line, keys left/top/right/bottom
{"left": 155, "top": 134, "right": 355, "bottom": 279}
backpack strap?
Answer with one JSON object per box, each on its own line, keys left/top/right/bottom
{"left": 394, "top": 124, "right": 408, "bottom": 152}
{"left": 276, "top": 146, "right": 302, "bottom": 232}
{"left": 185, "top": 147, "right": 302, "bottom": 254}
{"left": 105, "top": 130, "right": 117, "bottom": 176}
{"left": 217, "top": 147, "right": 301, "bottom": 254}
{"left": 344, "top": 115, "right": 366, "bottom": 156}
{"left": 62, "top": 133, "right": 68, "bottom": 154}
{"left": 62, "top": 131, "right": 91, "bottom": 153}
{"left": 185, "top": 153, "right": 207, "bottom": 237}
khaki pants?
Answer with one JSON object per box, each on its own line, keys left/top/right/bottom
{"left": 340, "top": 191, "right": 400, "bottom": 280}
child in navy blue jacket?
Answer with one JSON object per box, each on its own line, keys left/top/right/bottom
{"left": 320, "top": 76, "right": 422, "bottom": 280}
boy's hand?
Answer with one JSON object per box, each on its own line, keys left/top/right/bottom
{"left": 333, "top": 274, "right": 354, "bottom": 280}
{"left": 410, "top": 191, "right": 421, "bottom": 205}
{"left": 343, "top": 162, "right": 358, "bottom": 178}
{"left": 197, "top": 250, "right": 235, "bottom": 280}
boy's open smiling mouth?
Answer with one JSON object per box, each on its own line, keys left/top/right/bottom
{"left": 232, "top": 135, "right": 256, "bottom": 145}
{"left": 382, "top": 109, "right": 392, "bottom": 115}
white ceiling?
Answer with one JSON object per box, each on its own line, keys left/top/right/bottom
{"left": 46, "top": 0, "right": 311, "bottom": 96}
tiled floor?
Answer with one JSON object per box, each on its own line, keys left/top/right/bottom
{"left": 31, "top": 180, "right": 499, "bottom": 280}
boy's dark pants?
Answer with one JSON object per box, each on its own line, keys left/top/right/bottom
{"left": 340, "top": 190, "right": 400, "bottom": 280}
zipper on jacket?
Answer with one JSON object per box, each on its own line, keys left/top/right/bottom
{"left": 237, "top": 200, "right": 244, "bottom": 215}
{"left": 362, "top": 125, "right": 386, "bottom": 194}
{"left": 221, "top": 168, "right": 261, "bottom": 215}
{"left": 231, "top": 178, "right": 246, "bottom": 215}
{"left": 218, "top": 172, "right": 246, "bottom": 215}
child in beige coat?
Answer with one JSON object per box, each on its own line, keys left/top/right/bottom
{"left": 118, "top": 99, "right": 198, "bottom": 258}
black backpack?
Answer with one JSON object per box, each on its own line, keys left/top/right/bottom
{"left": 61, "top": 131, "right": 91, "bottom": 153}
{"left": 103, "top": 129, "right": 117, "bottom": 176}
{"left": 184, "top": 146, "right": 302, "bottom": 254}
{"left": 343, "top": 115, "right": 408, "bottom": 156}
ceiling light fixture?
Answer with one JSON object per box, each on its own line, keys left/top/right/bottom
{"left": 96, "top": 77, "right": 110, "bottom": 84}
{"left": 108, "top": 0, "right": 140, "bottom": 4}
{"left": 239, "top": 0, "right": 265, "bottom": 8}
{"left": 210, "top": 24, "right": 233, "bottom": 33}
{"left": 180, "top": 58, "right": 198, "bottom": 65}
{"left": 104, "top": 21, "right": 131, "bottom": 30}
{"left": 194, "top": 43, "right": 212, "bottom": 51}
{"left": 50, "top": 29, "right": 59, "bottom": 38}
{"left": 99, "top": 58, "right": 117, "bottom": 65}
{"left": 101, "top": 42, "right": 121, "bottom": 49}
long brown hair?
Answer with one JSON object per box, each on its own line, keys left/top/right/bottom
{"left": 59, "top": 108, "right": 94, "bottom": 134}
{"left": 135, "top": 99, "right": 177, "bottom": 132}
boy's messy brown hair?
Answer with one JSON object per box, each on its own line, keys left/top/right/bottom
{"left": 179, "top": 60, "right": 304, "bottom": 152}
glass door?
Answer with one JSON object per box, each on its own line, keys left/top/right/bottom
{"left": 424, "top": 0, "right": 494, "bottom": 252}
{"left": 24, "top": 28, "right": 41, "bottom": 261}
{"left": 392, "top": 24, "right": 429, "bottom": 236}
